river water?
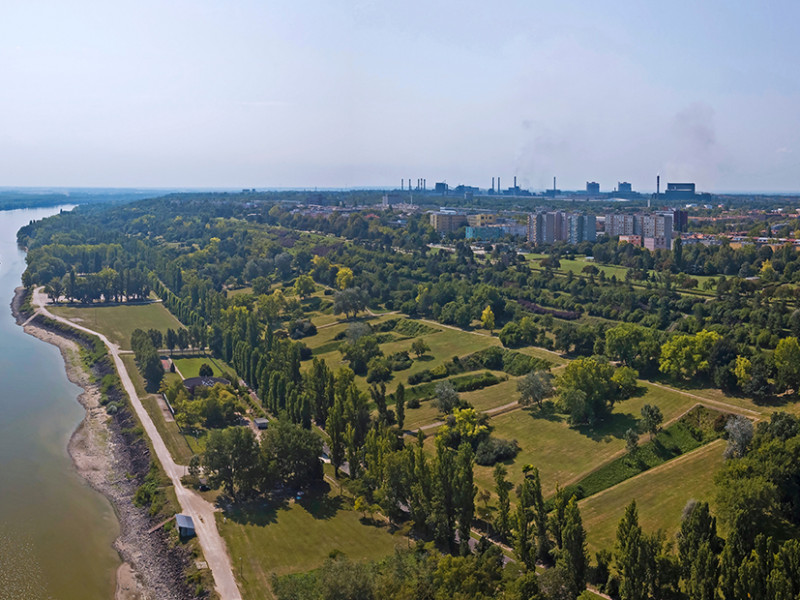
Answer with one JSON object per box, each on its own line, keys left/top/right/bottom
{"left": 0, "top": 206, "right": 120, "bottom": 600}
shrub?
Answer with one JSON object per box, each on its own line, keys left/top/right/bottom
{"left": 475, "top": 437, "right": 520, "bottom": 466}
{"left": 388, "top": 351, "right": 413, "bottom": 371}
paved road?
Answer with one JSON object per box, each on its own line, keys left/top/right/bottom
{"left": 31, "top": 289, "right": 242, "bottom": 600}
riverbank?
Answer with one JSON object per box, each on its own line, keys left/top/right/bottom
{"left": 12, "top": 287, "right": 196, "bottom": 600}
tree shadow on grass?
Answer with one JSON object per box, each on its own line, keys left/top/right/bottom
{"left": 574, "top": 412, "right": 640, "bottom": 442}
{"left": 296, "top": 488, "right": 343, "bottom": 521}
{"left": 521, "top": 401, "right": 563, "bottom": 423}
{"left": 652, "top": 374, "right": 793, "bottom": 408}
{"left": 223, "top": 497, "right": 288, "bottom": 527}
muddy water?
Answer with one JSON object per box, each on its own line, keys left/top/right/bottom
{"left": 0, "top": 206, "right": 120, "bottom": 600}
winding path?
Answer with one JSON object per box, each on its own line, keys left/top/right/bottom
{"left": 31, "top": 289, "right": 242, "bottom": 600}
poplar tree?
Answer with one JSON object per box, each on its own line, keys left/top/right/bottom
{"left": 325, "top": 397, "right": 345, "bottom": 476}
{"left": 615, "top": 501, "right": 648, "bottom": 600}
{"left": 394, "top": 383, "right": 406, "bottom": 431}
{"left": 493, "top": 464, "right": 512, "bottom": 540}
{"left": 560, "top": 496, "right": 588, "bottom": 595}
{"left": 455, "top": 441, "right": 476, "bottom": 555}
{"left": 677, "top": 500, "right": 722, "bottom": 600}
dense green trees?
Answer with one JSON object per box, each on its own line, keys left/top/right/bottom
{"left": 20, "top": 189, "right": 800, "bottom": 600}
{"left": 200, "top": 418, "right": 322, "bottom": 500}
{"left": 659, "top": 329, "right": 721, "bottom": 380}
{"left": 130, "top": 328, "right": 164, "bottom": 390}
{"left": 556, "top": 357, "right": 637, "bottom": 426}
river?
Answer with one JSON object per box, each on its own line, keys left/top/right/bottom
{"left": 0, "top": 206, "right": 120, "bottom": 600}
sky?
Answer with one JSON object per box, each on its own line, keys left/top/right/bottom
{"left": 1, "top": 0, "right": 799, "bottom": 192}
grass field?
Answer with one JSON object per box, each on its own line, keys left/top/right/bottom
{"left": 522, "top": 253, "right": 716, "bottom": 295}
{"left": 218, "top": 486, "right": 406, "bottom": 600}
{"left": 558, "top": 407, "right": 722, "bottom": 504}
{"left": 472, "top": 381, "right": 698, "bottom": 499}
{"left": 171, "top": 356, "right": 225, "bottom": 379}
{"left": 51, "top": 302, "right": 184, "bottom": 350}
{"left": 580, "top": 439, "right": 726, "bottom": 554}
{"left": 303, "top": 314, "right": 501, "bottom": 395}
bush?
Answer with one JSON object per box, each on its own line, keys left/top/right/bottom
{"left": 388, "top": 351, "right": 413, "bottom": 371}
{"left": 407, "top": 397, "right": 420, "bottom": 409}
{"left": 451, "top": 371, "right": 501, "bottom": 393}
{"left": 366, "top": 357, "right": 391, "bottom": 383}
{"left": 289, "top": 318, "right": 317, "bottom": 339}
{"left": 475, "top": 437, "right": 520, "bottom": 466}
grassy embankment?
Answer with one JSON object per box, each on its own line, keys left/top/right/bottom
{"left": 580, "top": 439, "right": 726, "bottom": 554}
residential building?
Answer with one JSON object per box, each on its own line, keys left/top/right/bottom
{"left": 618, "top": 182, "right": 632, "bottom": 193}
{"left": 605, "top": 213, "right": 637, "bottom": 236}
{"left": 429, "top": 211, "right": 467, "bottom": 234}
{"left": 467, "top": 214, "right": 497, "bottom": 227}
{"left": 586, "top": 181, "right": 600, "bottom": 194}
{"left": 528, "top": 211, "right": 595, "bottom": 245}
{"left": 618, "top": 235, "right": 643, "bottom": 246}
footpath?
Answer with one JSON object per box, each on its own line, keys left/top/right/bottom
{"left": 31, "top": 288, "right": 242, "bottom": 600}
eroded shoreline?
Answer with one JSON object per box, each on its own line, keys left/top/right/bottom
{"left": 12, "top": 287, "right": 194, "bottom": 600}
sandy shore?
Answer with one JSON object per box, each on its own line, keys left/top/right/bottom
{"left": 13, "top": 288, "right": 195, "bottom": 600}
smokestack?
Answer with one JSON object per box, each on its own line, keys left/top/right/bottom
{"left": 498, "top": 177, "right": 500, "bottom": 192}
{"left": 514, "top": 176, "right": 517, "bottom": 190}
{"left": 401, "top": 178, "right": 404, "bottom": 190}
{"left": 492, "top": 177, "right": 494, "bottom": 192}
{"left": 554, "top": 176, "right": 557, "bottom": 191}
{"left": 657, "top": 175, "right": 660, "bottom": 196}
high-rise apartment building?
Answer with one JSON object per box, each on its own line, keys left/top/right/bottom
{"left": 528, "top": 212, "right": 595, "bottom": 245}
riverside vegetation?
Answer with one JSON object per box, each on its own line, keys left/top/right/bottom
{"left": 17, "top": 192, "right": 800, "bottom": 599}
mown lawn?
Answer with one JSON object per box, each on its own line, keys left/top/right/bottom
{"left": 51, "top": 302, "right": 184, "bottom": 350}
{"left": 171, "top": 356, "right": 224, "bottom": 379}
{"left": 557, "top": 407, "right": 722, "bottom": 504}
{"left": 218, "top": 486, "right": 405, "bottom": 600}
{"left": 472, "top": 380, "right": 697, "bottom": 499}
{"left": 580, "top": 439, "right": 726, "bottom": 554}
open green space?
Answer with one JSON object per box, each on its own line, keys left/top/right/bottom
{"left": 580, "top": 439, "right": 726, "bottom": 554}
{"left": 218, "top": 486, "right": 406, "bottom": 600}
{"left": 51, "top": 302, "right": 184, "bottom": 350}
{"left": 472, "top": 380, "right": 697, "bottom": 498}
{"left": 557, "top": 406, "right": 723, "bottom": 504}
{"left": 171, "top": 356, "right": 225, "bottom": 379}
{"left": 303, "top": 314, "right": 501, "bottom": 395}
{"left": 522, "top": 252, "right": 716, "bottom": 295}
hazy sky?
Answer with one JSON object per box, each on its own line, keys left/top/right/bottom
{"left": 1, "top": 0, "right": 799, "bottom": 192}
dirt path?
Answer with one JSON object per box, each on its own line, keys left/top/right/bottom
{"left": 646, "top": 380, "right": 762, "bottom": 417}
{"left": 32, "top": 288, "right": 242, "bottom": 600}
